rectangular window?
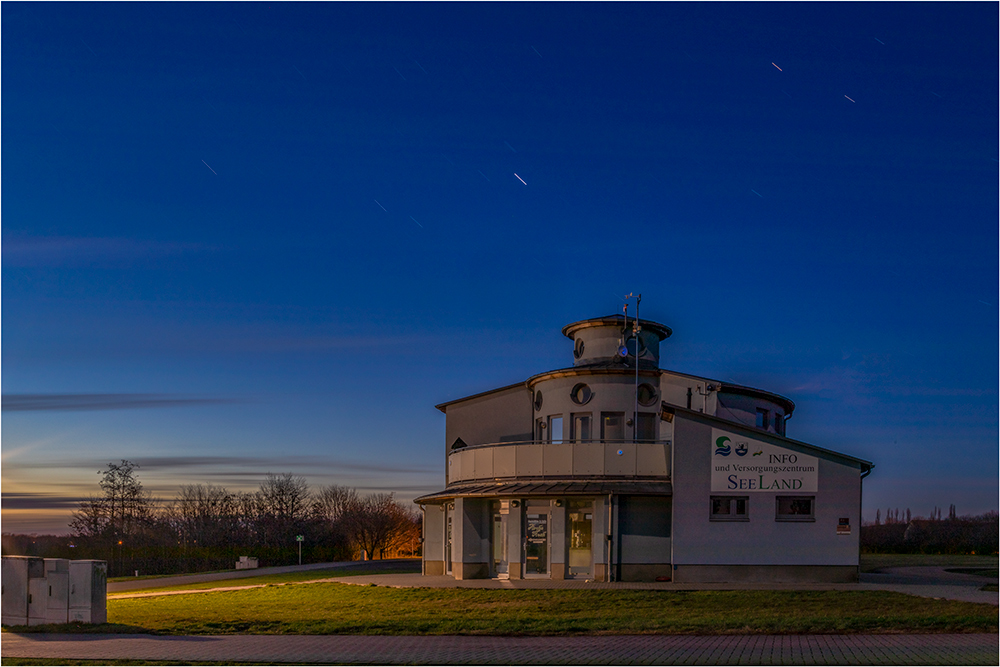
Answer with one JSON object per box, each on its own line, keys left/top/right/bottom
{"left": 774, "top": 413, "right": 783, "bottom": 435}
{"left": 776, "top": 496, "right": 815, "bottom": 522}
{"left": 756, "top": 408, "right": 769, "bottom": 430}
{"left": 710, "top": 496, "right": 749, "bottom": 521}
{"left": 549, "top": 415, "right": 563, "bottom": 443}
{"left": 601, "top": 412, "right": 625, "bottom": 441}
{"left": 571, "top": 413, "right": 591, "bottom": 442}
{"left": 634, "top": 412, "right": 656, "bottom": 442}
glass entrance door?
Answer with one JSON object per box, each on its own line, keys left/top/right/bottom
{"left": 567, "top": 500, "right": 593, "bottom": 578}
{"left": 524, "top": 513, "right": 549, "bottom": 577}
{"left": 491, "top": 501, "right": 509, "bottom": 579}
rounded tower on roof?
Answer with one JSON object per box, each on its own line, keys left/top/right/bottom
{"left": 561, "top": 314, "right": 672, "bottom": 369}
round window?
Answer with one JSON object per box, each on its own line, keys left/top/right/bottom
{"left": 533, "top": 390, "right": 543, "bottom": 411}
{"left": 625, "top": 336, "right": 647, "bottom": 357}
{"left": 637, "top": 382, "right": 657, "bottom": 406}
{"left": 574, "top": 338, "right": 585, "bottom": 359}
{"left": 570, "top": 383, "right": 593, "bottom": 405}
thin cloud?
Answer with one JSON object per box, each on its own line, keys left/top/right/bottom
{"left": 2, "top": 236, "right": 210, "bottom": 268}
{"left": 6, "top": 454, "right": 437, "bottom": 476}
{"left": 2, "top": 394, "right": 234, "bottom": 412}
{"left": 1, "top": 493, "right": 86, "bottom": 510}
{"left": 137, "top": 455, "right": 436, "bottom": 475}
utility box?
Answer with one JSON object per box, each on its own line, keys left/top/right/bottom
{"left": 27, "top": 578, "right": 49, "bottom": 626}
{"left": 44, "top": 559, "right": 71, "bottom": 624}
{"left": 68, "top": 560, "right": 107, "bottom": 624}
{"left": 3, "top": 557, "right": 105, "bottom": 626}
{"left": 2, "top": 556, "right": 43, "bottom": 626}
{"left": 236, "top": 556, "right": 259, "bottom": 570}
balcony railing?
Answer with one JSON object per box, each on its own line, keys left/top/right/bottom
{"left": 447, "top": 439, "right": 671, "bottom": 484}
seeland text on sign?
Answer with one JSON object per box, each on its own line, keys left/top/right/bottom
{"left": 711, "top": 428, "right": 818, "bottom": 492}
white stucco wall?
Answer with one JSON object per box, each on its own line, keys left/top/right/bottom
{"left": 672, "top": 414, "right": 861, "bottom": 567}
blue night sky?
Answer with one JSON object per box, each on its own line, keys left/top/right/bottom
{"left": 2, "top": 2, "right": 997, "bottom": 533}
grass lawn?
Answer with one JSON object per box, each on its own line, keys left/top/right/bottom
{"left": 108, "top": 570, "right": 233, "bottom": 583}
{"left": 110, "top": 561, "right": 421, "bottom": 595}
{"left": 860, "top": 553, "right": 999, "bottom": 572}
{"left": 11, "top": 584, "right": 991, "bottom": 636}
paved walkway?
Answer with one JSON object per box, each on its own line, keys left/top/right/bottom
{"left": 2, "top": 632, "right": 996, "bottom": 664}
{"left": 860, "top": 566, "right": 998, "bottom": 605}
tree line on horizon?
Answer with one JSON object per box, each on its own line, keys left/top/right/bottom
{"left": 860, "top": 505, "right": 998, "bottom": 555}
{"left": 3, "top": 461, "right": 421, "bottom": 577}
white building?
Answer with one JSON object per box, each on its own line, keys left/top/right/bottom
{"left": 416, "top": 314, "right": 873, "bottom": 582}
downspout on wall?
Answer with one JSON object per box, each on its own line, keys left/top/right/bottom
{"left": 607, "top": 493, "right": 614, "bottom": 582}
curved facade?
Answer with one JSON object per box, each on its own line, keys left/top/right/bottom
{"left": 416, "top": 315, "right": 873, "bottom": 582}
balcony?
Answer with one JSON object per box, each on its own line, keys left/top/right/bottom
{"left": 447, "top": 440, "right": 671, "bottom": 485}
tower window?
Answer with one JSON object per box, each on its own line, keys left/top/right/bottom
{"left": 637, "top": 383, "right": 657, "bottom": 406}
{"left": 602, "top": 412, "right": 625, "bottom": 441}
{"left": 570, "top": 383, "right": 593, "bottom": 405}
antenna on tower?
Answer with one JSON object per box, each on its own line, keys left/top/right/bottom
{"left": 623, "top": 292, "right": 642, "bottom": 441}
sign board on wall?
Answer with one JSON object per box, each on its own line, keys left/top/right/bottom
{"left": 711, "top": 429, "right": 818, "bottom": 492}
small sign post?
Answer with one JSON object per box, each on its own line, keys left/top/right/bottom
{"left": 295, "top": 535, "right": 304, "bottom": 565}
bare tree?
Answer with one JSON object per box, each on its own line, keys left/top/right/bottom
{"left": 312, "top": 485, "right": 358, "bottom": 525}
{"left": 343, "top": 493, "right": 414, "bottom": 559}
{"left": 168, "top": 484, "right": 238, "bottom": 549}
{"left": 70, "top": 460, "right": 154, "bottom": 575}
{"left": 259, "top": 473, "right": 311, "bottom": 520}
{"left": 257, "top": 473, "right": 311, "bottom": 547}
{"left": 71, "top": 460, "right": 153, "bottom": 539}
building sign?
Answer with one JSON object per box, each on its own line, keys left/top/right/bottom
{"left": 711, "top": 429, "right": 818, "bottom": 492}
{"left": 837, "top": 518, "right": 851, "bottom": 535}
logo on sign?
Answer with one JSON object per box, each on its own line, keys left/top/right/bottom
{"left": 715, "top": 436, "right": 731, "bottom": 456}
{"left": 735, "top": 442, "right": 748, "bottom": 457}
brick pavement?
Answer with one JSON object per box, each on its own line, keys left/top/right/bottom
{"left": 2, "top": 633, "right": 997, "bottom": 665}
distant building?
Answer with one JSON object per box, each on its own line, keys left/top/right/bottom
{"left": 416, "top": 314, "right": 873, "bottom": 582}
